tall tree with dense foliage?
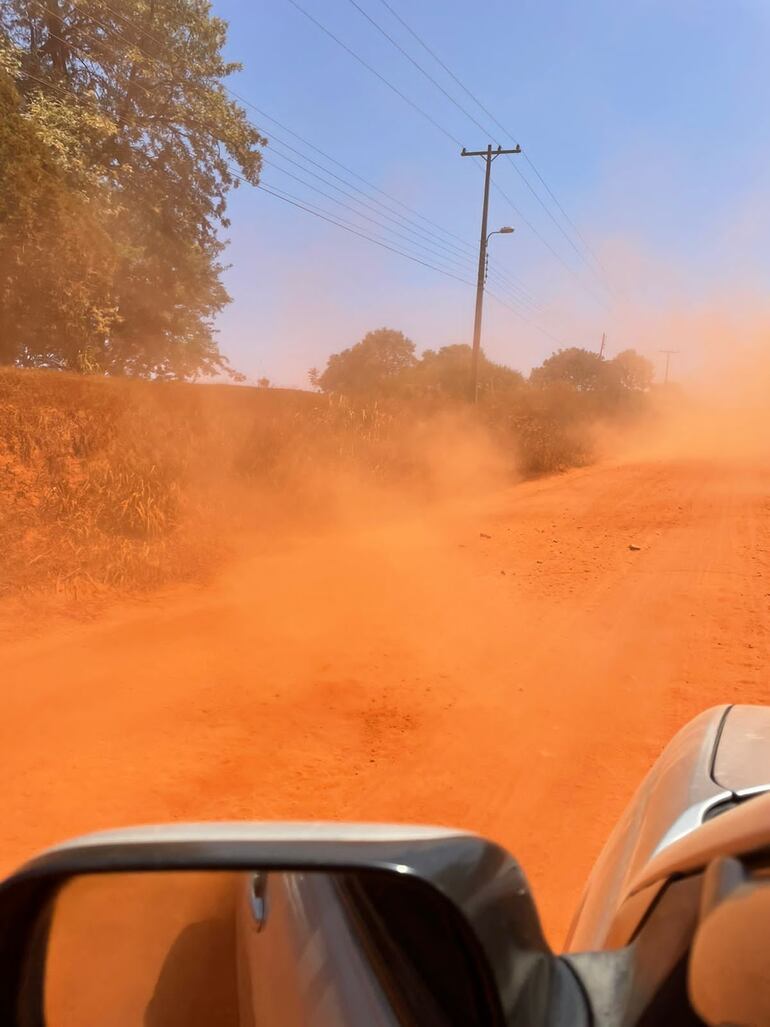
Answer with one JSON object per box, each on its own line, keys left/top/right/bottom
{"left": 530, "top": 347, "right": 607, "bottom": 391}
{"left": 609, "top": 349, "right": 654, "bottom": 391}
{"left": 531, "top": 346, "right": 653, "bottom": 395}
{"left": 317, "top": 328, "right": 417, "bottom": 395}
{"left": 408, "top": 344, "right": 525, "bottom": 399}
{"left": 0, "top": 1, "right": 265, "bottom": 377}
{"left": 0, "top": 66, "right": 118, "bottom": 366}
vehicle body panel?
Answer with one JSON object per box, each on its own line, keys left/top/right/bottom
{"left": 627, "top": 786, "right": 770, "bottom": 895}
{"left": 712, "top": 704, "right": 770, "bottom": 797}
{"left": 567, "top": 704, "right": 770, "bottom": 951}
{"left": 566, "top": 706, "right": 729, "bottom": 951}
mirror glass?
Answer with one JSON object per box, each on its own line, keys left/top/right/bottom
{"left": 32, "top": 869, "right": 495, "bottom": 1027}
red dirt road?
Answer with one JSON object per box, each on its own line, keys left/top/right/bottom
{"left": 3, "top": 457, "right": 770, "bottom": 944}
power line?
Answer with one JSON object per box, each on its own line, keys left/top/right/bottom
{"left": 284, "top": 0, "right": 609, "bottom": 311}
{"left": 344, "top": 0, "right": 495, "bottom": 142}
{"left": 261, "top": 144, "right": 550, "bottom": 312}
{"left": 486, "top": 289, "right": 567, "bottom": 347}
{"left": 346, "top": 0, "right": 600, "bottom": 278}
{"left": 42, "top": 17, "right": 486, "bottom": 284}
{"left": 285, "top": 0, "right": 461, "bottom": 147}
{"left": 61, "top": 0, "right": 555, "bottom": 313}
{"left": 65, "top": 0, "right": 466, "bottom": 230}
{"left": 18, "top": 59, "right": 481, "bottom": 289}
{"left": 262, "top": 156, "right": 475, "bottom": 275}
{"left": 62, "top": 0, "right": 487, "bottom": 261}
{"left": 263, "top": 156, "right": 540, "bottom": 313}
{"left": 266, "top": 136, "right": 472, "bottom": 262}
{"left": 23, "top": 7, "right": 563, "bottom": 335}
{"left": 342, "top": 0, "right": 535, "bottom": 278}
{"left": 259, "top": 183, "right": 474, "bottom": 284}
{"left": 263, "top": 181, "right": 562, "bottom": 342}
{"left": 78, "top": 0, "right": 486, "bottom": 257}
{"left": 374, "top": 0, "right": 609, "bottom": 280}
{"left": 490, "top": 181, "right": 610, "bottom": 314}
{"left": 250, "top": 107, "right": 472, "bottom": 248}
{"left": 263, "top": 148, "right": 474, "bottom": 267}
{"left": 23, "top": 58, "right": 477, "bottom": 287}
{"left": 264, "top": 152, "right": 544, "bottom": 313}
{"left": 20, "top": 69, "right": 565, "bottom": 342}
{"left": 68, "top": 0, "right": 605, "bottom": 307}
{"left": 45, "top": 7, "right": 460, "bottom": 252}
{"left": 486, "top": 267, "right": 544, "bottom": 311}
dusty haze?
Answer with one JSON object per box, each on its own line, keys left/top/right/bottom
{"left": 2, "top": 331, "right": 770, "bottom": 946}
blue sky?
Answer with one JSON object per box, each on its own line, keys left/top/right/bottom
{"left": 211, "top": 0, "right": 770, "bottom": 385}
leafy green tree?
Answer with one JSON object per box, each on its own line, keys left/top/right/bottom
{"left": 317, "top": 328, "right": 417, "bottom": 395}
{"left": 0, "top": 68, "right": 118, "bottom": 368}
{"left": 607, "top": 348, "right": 654, "bottom": 391}
{"left": 530, "top": 347, "right": 607, "bottom": 391}
{"left": 0, "top": 0, "right": 265, "bottom": 377}
{"left": 408, "top": 344, "right": 524, "bottom": 399}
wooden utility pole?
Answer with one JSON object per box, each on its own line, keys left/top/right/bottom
{"left": 660, "top": 349, "right": 679, "bottom": 385}
{"left": 461, "top": 144, "right": 521, "bottom": 401}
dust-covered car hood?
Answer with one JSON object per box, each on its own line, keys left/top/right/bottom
{"left": 712, "top": 704, "right": 770, "bottom": 798}
{"left": 567, "top": 704, "right": 770, "bottom": 951}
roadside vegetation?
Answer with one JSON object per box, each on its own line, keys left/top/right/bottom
{"left": 1, "top": 333, "right": 655, "bottom": 602}
{"left": 0, "top": 1, "right": 262, "bottom": 379}
{"left": 311, "top": 328, "right": 655, "bottom": 476}
{"left": 0, "top": 4, "right": 657, "bottom": 606}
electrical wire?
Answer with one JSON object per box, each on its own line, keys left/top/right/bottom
{"left": 61, "top": 0, "right": 486, "bottom": 267}
{"left": 344, "top": 0, "right": 605, "bottom": 283}
{"left": 20, "top": 9, "right": 567, "bottom": 337}
{"left": 486, "top": 288, "right": 567, "bottom": 346}
{"left": 63, "top": 0, "right": 475, "bottom": 246}
{"left": 57, "top": 0, "right": 558, "bottom": 312}
{"left": 285, "top": 0, "right": 461, "bottom": 147}
{"left": 262, "top": 181, "right": 565, "bottom": 341}
{"left": 284, "top": 0, "right": 609, "bottom": 310}
{"left": 65, "top": 0, "right": 606, "bottom": 299}
{"left": 262, "top": 156, "right": 475, "bottom": 275}
{"left": 259, "top": 183, "right": 474, "bottom": 285}
{"left": 374, "top": 0, "right": 610, "bottom": 279}
{"left": 262, "top": 147, "right": 473, "bottom": 266}
{"left": 492, "top": 181, "right": 611, "bottom": 313}
{"left": 18, "top": 58, "right": 485, "bottom": 290}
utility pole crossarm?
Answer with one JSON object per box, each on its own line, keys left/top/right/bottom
{"left": 461, "top": 145, "right": 521, "bottom": 158}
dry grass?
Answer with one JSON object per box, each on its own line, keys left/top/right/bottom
{"left": 0, "top": 369, "right": 429, "bottom": 600}
{"left": 0, "top": 367, "right": 620, "bottom": 605}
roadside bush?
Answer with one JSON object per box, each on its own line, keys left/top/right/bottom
{"left": 0, "top": 363, "right": 649, "bottom": 601}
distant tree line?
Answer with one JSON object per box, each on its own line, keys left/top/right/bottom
{"left": 0, "top": 0, "right": 263, "bottom": 379}
{"left": 308, "top": 328, "right": 657, "bottom": 473}
{"left": 310, "top": 327, "right": 654, "bottom": 404}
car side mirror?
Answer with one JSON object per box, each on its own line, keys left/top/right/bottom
{"left": 0, "top": 823, "right": 588, "bottom": 1027}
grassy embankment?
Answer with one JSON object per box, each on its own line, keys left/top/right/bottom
{"left": 0, "top": 367, "right": 605, "bottom": 603}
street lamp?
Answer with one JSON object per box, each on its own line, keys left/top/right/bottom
{"left": 461, "top": 145, "right": 522, "bottom": 401}
{"left": 470, "top": 225, "right": 514, "bottom": 401}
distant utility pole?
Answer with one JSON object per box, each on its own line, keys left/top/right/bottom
{"left": 599, "top": 332, "right": 606, "bottom": 358}
{"left": 461, "top": 143, "right": 521, "bottom": 401}
{"left": 660, "top": 349, "right": 679, "bottom": 385}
